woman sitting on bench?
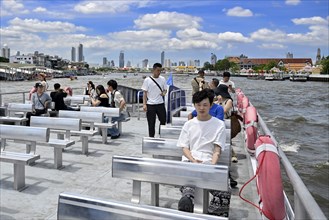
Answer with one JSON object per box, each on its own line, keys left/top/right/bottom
{"left": 26, "top": 82, "right": 52, "bottom": 126}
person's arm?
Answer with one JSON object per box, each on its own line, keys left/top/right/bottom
{"left": 224, "top": 99, "right": 233, "bottom": 114}
{"left": 182, "top": 147, "right": 202, "bottom": 163}
{"left": 143, "top": 90, "right": 148, "bottom": 111}
{"left": 119, "top": 99, "right": 126, "bottom": 111}
{"left": 91, "top": 96, "right": 100, "bottom": 106}
{"left": 211, "top": 144, "right": 222, "bottom": 165}
{"left": 228, "top": 85, "right": 235, "bottom": 93}
{"left": 187, "top": 113, "right": 193, "bottom": 120}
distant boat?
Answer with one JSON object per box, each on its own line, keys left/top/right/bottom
{"left": 290, "top": 74, "right": 308, "bottom": 82}
{"left": 265, "top": 73, "right": 285, "bottom": 81}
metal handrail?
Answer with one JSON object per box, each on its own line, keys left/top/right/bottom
{"left": 258, "top": 113, "right": 327, "bottom": 220}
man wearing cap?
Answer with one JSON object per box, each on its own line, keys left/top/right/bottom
{"left": 26, "top": 82, "right": 52, "bottom": 126}
{"left": 191, "top": 70, "right": 209, "bottom": 95}
{"left": 219, "top": 72, "right": 235, "bottom": 93}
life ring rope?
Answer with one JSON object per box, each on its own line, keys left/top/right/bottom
{"left": 238, "top": 150, "right": 275, "bottom": 220}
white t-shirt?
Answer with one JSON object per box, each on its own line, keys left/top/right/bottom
{"left": 219, "top": 79, "right": 235, "bottom": 89}
{"left": 177, "top": 116, "right": 226, "bottom": 163}
{"left": 141, "top": 76, "right": 167, "bottom": 105}
{"left": 110, "top": 90, "right": 126, "bottom": 112}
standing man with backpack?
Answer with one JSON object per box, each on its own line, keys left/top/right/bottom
{"left": 191, "top": 69, "right": 209, "bottom": 95}
{"left": 141, "top": 63, "right": 167, "bottom": 137}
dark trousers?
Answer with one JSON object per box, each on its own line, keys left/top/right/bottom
{"left": 26, "top": 109, "right": 47, "bottom": 126}
{"left": 146, "top": 103, "right": 166, "bottom": 137}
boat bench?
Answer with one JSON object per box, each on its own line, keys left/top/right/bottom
{"left": 58, "top": 110, "right": 113, "bottom": 146}
{"left": 0, "top": 103, "right": 32, "bottom": 125}
{"left": 64, "top": 96, "right": 88, "bottom": 108}
{"left": 57, "top": 192, "right": 225, "bottom": 220}
{"left": 80, "top": 106, "right": 130, "bottom": 134}
{"left": 0, "top": 124, "right": 49, "bottom": 190}
{"left": 112, "top": 155, "right": 229, "bottom": 214}
{"left": 1, "top": 123, "right": 74, "bottom": 169}
{"left": 142, "top": 136, "right": 231, "bottom": 166}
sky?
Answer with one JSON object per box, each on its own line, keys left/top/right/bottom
{"left": 0, "top": 0, "right": 328, "bottom": 67}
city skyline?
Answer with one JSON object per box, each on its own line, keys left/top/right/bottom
{"left": 0, "top": 0, "right": 328, "bottom": 66}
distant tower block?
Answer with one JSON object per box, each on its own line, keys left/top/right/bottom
{"left": 316, "top": 48, "right": 321, "bottom": 65}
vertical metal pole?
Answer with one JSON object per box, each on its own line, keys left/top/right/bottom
{"left": 131, "top": 180, "right": 141, "bottom": 204}
{"left": 151, "top": 183, "right": 160, "bottom": 206}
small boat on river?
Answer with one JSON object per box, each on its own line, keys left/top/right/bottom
{"left": 290, "top": 73, "right": 309, "bottom": 82}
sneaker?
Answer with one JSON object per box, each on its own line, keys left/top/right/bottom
{"left": 111, "top": 134, "right": 120, "bottom": 139}
{"left": 231, "top": 156, "right": 238, "bottom": 163}
{"left": 230, "top": 177, "right": 238, "bottom": 188}
{"left": 178, "top": 196, "right": 194, "bottom": 213}
{"left": 208, "top": 195, "right": 230, "bottom": 217}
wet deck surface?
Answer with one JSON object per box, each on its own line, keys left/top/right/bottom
{"left": 0, "top": 115, "right": 261, "bottom": 220}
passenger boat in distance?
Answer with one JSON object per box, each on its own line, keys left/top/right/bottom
{"left": 290, "top": 73, "right": 309, "bottom": 82}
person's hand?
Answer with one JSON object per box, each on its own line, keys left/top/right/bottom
{"left": 192, "top": 159, "right": 203, "bottom": 163}
{"left": 143, "top": 104, "right": 147, "bottom": 112}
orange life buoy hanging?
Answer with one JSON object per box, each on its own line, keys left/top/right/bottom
{"left": 255, "top": 135, "right": 286, "bottom": 220}
{"left": 244, "top": 106, "right": 258, "bottom": 154}
{"left": 64, "top": 87, "right": 73, "bottom": 96}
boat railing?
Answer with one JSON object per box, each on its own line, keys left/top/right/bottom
{"left": 257, "top": 113, "right": 326, "bottom": 220}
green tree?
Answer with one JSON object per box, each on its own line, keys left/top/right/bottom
{"left": 203, "top": 61, "right": 213, "bottom": 70}
{"left": 0, "top": 57, "right": 9, "bottom": 62}
{"left": 320, "top": 56, "right": 329, "bottom": 75}
{"left": 265, "top": 60, "right": 277, "bottom": 71}
{"left": 218, "top": 59, "right": 230, "bottom": 71}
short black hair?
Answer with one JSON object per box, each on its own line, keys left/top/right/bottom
{"left": 192, "top": 88, "right": 214, "bottom": 105}
{"left": 153, "top": 63, "right": 162, "bottom": 69}
{"left": 54, "top": 83, "right": 61, "bottom": 90}
{"left": 223, "top": 71, "right": 231, "bottom": 77}
{"left": 107, "top": 79, "right": 118, "bottom": 90}
{"left": 212, "top": 78, "right": 219, "bottom": 87}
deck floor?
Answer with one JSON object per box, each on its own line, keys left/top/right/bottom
{"left": 0, "top": 116, "right": 261, "bottom": 219}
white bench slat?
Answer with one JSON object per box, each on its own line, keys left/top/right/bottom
{"left": 58, "top": 192, "right": 224, "bottom": 220}
{"left": 31, "top": 117, "right": 81, "bottom": 132}
{"left": 0, "top": 124, "right": 50, "bottom": 143}
{"left": 80, "top": 106, "right": 120, "bottom": 117}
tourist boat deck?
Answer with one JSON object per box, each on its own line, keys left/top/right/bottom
{"left": 0, "top": 85, "right": 326, "bottom": 220}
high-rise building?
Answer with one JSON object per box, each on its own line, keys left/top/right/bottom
{"left": 78, "top": 43, "right": 83, "bottom": 62}
{"left": 211, "top": 53, "right": 217, "bottom": 66}
{"left": 164, "top": 59, "right": 171, "bottom": 68}
{"left": 161, "top": 51, "right": 165, "bottom": 66}
{"left": 194, "top": 59, "right": 200, "bottom": 67}
{"left": 103, "top": 57, "right": 107, "bottom": 66}
{"left": 110, "top": 60, "right": 115, "bottom": 67}
{"left": 119, "top": 51, "right": 124, "bottom": 68}
{"left": 142, "top": 59, "right": 149, "bottom": 68}
{"left": 286, "top": 52, "right": 293, "bottom": 58}
{"left": 1, "top": 44, "right": 10, "bottom": 59}
{"left": 126, "top": 61, "right": 131, "bottom": 67}
{"left": 316, "top": 48, "right": 321, "bottom": 65}
{"left": 71, "top": 47, "right": 76, "bottom": 62}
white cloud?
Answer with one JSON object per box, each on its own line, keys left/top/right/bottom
{"left": 285, "top": 0, "right": 301, "bottom": 5}
{"left": 176, "top": 28, "right": 218, "bottom": 41}
{"left": 218, "top": 32, "right": 252, "bottom": 43}
{"left": 134, "top": 11, "right": 202, "bottom": 30}
{"left": 226, "top": 6, "right": 253, "bottom": 17}
{"left": 292, "top": 16, "right": 328, "bottom": 26}
{"left": 32, "top": 6, "right": 74, "bottom": 19}
{"left": 74, "top": 0, "right": 150, "bottom": 14}
{"left": 109, "top": 29, "right": 172, "bottom": 41}
{"left": 8, "top": 17, "right": 87, "bottom": 33}
{"left": 258, "top": 43, "right": 286, "bottom": 49}
{"left": 250, "top": 28, "right": 287, "bottom": 42}
{"left": 0, "top": 0, "right": 29, "bottom": 16}
{"left": 33, "top": 7, "right": 47, "bottom": 13}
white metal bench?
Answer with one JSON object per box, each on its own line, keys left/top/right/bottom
{"left": 0, "top": 103, "right": 32, "bottom": 125}
{"left": 112, "top": 155, "right": 229, "bottom": 214}
{"left": 58, "top": 110, "right": 112, "bottom": 146}
{"left": 171, "top": 117, "right": 231, "bottom": 129}
{"left": 0, "top": 124, "right": 49, "bottom": 190}
{"left": 58, "top": 192, "right": 225, "bottom": 220}
{"left": 80, "top": 106, "right": 130, "bottom": 134}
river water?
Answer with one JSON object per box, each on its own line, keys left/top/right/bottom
{"left": 0, "top": 73, "right": 328, "bottom": 217}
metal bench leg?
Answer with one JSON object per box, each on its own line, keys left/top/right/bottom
{"left": 81, "top": 136, "right": 88, "bottom": 155}
{"left": 194, "top": 188, "right": 209, "bottom": 214}
{"left": 131, "top": 180, "right": 141, "bottom": 204}
{"left": 54, "top": 148, "right": 64, "bottom": 169}
{"left": 1, "top": 139, "right": 6, "bottom": 151}
{"left": 13, "top": 164, "right": 26, "bottom": 191}
{"left": 118, "top": 122, "right": 122, "bottom": 134}
{"left": 151, "top": 183, "right": 160, "bottom": 206}
{"left": 101, "top": 128, "right": 107, "bottom": 144}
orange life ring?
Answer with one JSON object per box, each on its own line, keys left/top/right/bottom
{"left": 237, "top": 92, "right": 245, "bottom": 113}
{"left": 244, "top": 106, "right": 258, "bottom": 153}
{"left": 255, "top": 135, "right": 286, "bottom": 219}
{"left": 241, "top": 96, "right": 249, "bottom": 117}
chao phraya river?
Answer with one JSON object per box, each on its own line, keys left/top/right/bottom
{"left": 0, "top": 73, "right": 328, "bottom": 217}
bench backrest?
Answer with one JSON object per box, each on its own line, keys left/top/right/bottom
{"left": 160, "top": 126, "right": 231, "bottom": 142}
{"left": 64, "top": 96, "right": 85, "bottom": 106}
{"left": 112, "top": 155, "right": 228, "bottom": 191}
{"left": 58, "top": 110, "right": 103, "bottom": 123}
{"left": 30, "top": 116, "right": 81, "bottom": 131}
{"left": 0, "top": 124, "right": 50, "bottom": 142}
{"left": 7, "top": 103, "right": 32, "bottom": 116}
{"left": 80, "top": 106, "right": 120, "bottom": 117}
{"left": 58, "top": 192, "right": 222, "bottom": 220}
{"left": 142, "top": 137, "right": 231, "bottom": 165}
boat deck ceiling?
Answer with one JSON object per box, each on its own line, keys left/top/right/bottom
{"left": 0, "top": 116, "right": 261, "bottom": 220}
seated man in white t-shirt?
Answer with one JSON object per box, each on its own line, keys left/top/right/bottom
{"left": 219, "top": 71, "right": 235, "bottom": 93}
{"left": 177, "top": 89, "right": 230, "bottom": 217}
